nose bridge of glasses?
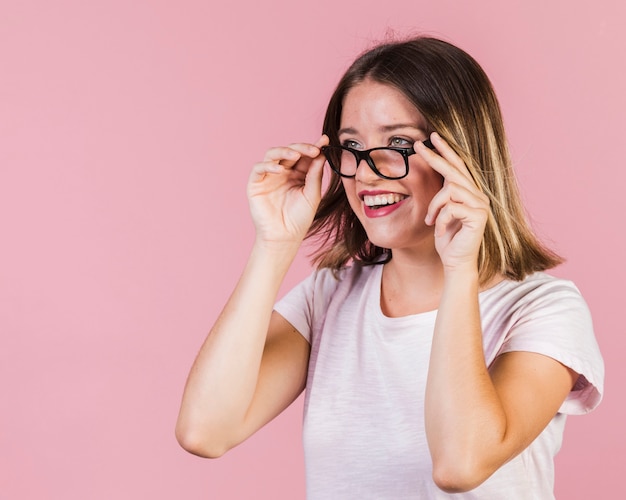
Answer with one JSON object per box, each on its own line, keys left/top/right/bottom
{"left": 353, "top": 149, "right": 375, "bottom": 169}
{"left": 347, "top": 148, "right": 380, "bottom": 178}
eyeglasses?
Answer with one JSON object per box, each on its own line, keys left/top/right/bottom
{"left": 322, "top": 139, "right": 434, "bottom": 180}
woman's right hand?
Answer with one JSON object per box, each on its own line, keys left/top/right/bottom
{"left": 247, "top": 135, "right": 329, "bottom": 246}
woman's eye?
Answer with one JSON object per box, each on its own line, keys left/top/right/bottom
{"left": 390, "top": 137, "right": 411, "bottom": 148}
{"left": 342, "top": 140, "right": 362, "bottom": 149}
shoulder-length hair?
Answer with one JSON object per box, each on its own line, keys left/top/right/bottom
{"left": 307, "top": 36, "right": 562, "bottom": 284}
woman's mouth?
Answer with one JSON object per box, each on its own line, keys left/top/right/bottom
{"left": 363, "top": 193, "right": 407, "bottom": 210}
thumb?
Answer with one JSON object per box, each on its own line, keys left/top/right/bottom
{"left": 303, "top": 135, "right": 329, "bottom": 203}
{"left": 314, "top": 134, "right": 329, "bottom": 149}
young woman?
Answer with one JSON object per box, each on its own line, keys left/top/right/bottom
{"left": 176, "top": 37, "right": 604, "bottom": 498}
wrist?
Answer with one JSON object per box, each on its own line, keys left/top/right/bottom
{"left": 250, "top": 239, "right": 301, "bottom": 274}
{"left": 442, "top": 264, "right": 480, "bottom": 290}
{"left": 253, "top": 237, "right": 302, "bottom": 256}
{"left": 235, "top": 241, "right": 300, "bottom": 300}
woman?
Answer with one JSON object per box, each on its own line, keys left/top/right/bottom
{"left": 176, "top": 37, "right": 604, "bottom": 498}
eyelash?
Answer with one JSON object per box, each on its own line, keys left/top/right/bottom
{"left": 341, "top": 136, "right": 413, "bottom": 149}
{"left": 342, "top": 139, "right": 361, "bottom": 149}
{"left": 389, "top": 137, "right": 411, "bottom": 147}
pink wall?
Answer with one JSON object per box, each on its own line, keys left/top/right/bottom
{"left": 1, "top": 0, "right": 623, "bottom": 498}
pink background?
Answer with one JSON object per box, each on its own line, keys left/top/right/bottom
{"left": 1, "top": 1, "right": 624, "bottom": 498}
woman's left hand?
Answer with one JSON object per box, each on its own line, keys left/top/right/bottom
{"left": 417, "top": 132, "right": 490, "bottom": 274}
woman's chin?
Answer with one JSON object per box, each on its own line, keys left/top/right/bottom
{"left": 365, "top": 228, "right": 436, "bottom": 255}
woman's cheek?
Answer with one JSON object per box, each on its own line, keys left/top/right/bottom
{"left": 341, "top": 179, "right": 361, "bottom": 214}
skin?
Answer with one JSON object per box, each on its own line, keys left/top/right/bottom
{"left": 176, "top": 79, "right": 577, "bottom": 492}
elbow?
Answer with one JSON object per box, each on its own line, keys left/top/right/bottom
{"left": 431, "top": 458, "right": 491, "bottom": 494}
{"left": 175, "top": 420, "right": 231, "bottom": 459}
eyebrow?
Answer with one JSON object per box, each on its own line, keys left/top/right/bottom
{"left": 338, "top": 124, "right": 422, "bottom": 135}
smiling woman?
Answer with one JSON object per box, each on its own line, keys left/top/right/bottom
{"left": 176, "top": 36, "right": 604, "bottom": 499}
{"left": 324, "top": 80, "right": 444, "bottom": 255}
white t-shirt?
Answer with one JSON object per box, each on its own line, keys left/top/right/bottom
{"left": 274, "top": 264, "right": 604, "bottom": 499}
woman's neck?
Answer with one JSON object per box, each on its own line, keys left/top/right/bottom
{"left": 379, "top": 247, "right": 505, "bottom": 318}
{"left": 380, "top": 248, "right": 445, "bottom": 317}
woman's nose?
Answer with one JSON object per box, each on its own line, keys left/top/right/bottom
{"left": 354, "top": 158, "right": 380, "bottom": 183}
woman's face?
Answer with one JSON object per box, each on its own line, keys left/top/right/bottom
{"left": 339, "top": 79, "right": 443, "bottom": 253}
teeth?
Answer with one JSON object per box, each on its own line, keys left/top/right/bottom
{"left": 363, "top": 193, "right": 406, "bottom": 207}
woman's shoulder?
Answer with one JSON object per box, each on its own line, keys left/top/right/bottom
{"left": 310, "top": 261, "right": 380, "bottom": 287}
{"left": 482, "top": 272, "right": 585, "bottom": 307}
{"left": 479, "top": 271, "right": 594, "bottom": 346}
{"left": 278, "top": 262, "right": 375, "bottom": 304}
{"left": 487, "top": 273, "right": 604, "bottom": 414}
{"left": 274, "top": 263, "right": 381, "bottom": 343}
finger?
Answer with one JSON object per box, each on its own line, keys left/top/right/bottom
{"left": 264, "top": 136, "right": 329, "bottom": 161}
{"left": 288, "top": 135, "right": 330, "bottom": 161}
{"left": 416, "top": 133, "right": 475, "bottom": 188}
{"left": 290, "top": 136, "right": 330, "bottom": 174}
{"left": 434, "top": 201, "right": 488, "bottom": 237}
{"left": 251, "top": 136, "right": 330, "bottom": 183}
{"left": 286, "top": 142, "right": 325, "bottom": 157}
{"left": 416, "top": 142, "right": 472, "bottom": 189}
{"left": 314, "top": 134, "right": 330, "bottom": 149}
{"left": 302, "top": 148, "right": 328, "bottom": 202}
{"left": 264, "top": 139, "right": 329, "bottom": 169}
{"left": 430, "top": 132, "right": 471, "bottom": 175}
{"left": 434, "top": 202, "right": 464, "bottom": 238}
{"left": 249, "top": 160, "right": 286, "bottom": 183}
{"left": 426, "top": 182, "right": 489, "bottom": 225}
{"left": 262, "top": 146, "right": 302, "bottom": 169}
{"left": 285, "top": 140, "right": 330, "bottom": 165}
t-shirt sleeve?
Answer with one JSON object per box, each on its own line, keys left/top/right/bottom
{"left": 274, "top": 268, "right": 342, "bottom": 343}
{"left": 499, "top": 279, "right": 604, "bottom": 415}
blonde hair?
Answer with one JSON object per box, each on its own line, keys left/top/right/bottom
{"left": 307, "top": 37, "right": 562, "bottom": 284}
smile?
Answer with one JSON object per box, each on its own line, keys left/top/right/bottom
{"left": 363, "top": 193, "right": 407, "bottom": 209}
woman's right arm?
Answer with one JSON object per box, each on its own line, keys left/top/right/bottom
{"left": 175, "top": 137, "right": 328, "bottom": 458}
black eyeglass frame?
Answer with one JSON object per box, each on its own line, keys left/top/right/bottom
{"left": 321, "top": 139, "right": 435, "bottom": 180}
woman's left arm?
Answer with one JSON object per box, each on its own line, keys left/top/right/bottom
{"left": 419, "top": 133, "right": 577, "bottom": 493}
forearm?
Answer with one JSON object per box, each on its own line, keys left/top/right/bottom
{"left": 425, "top": 267, "right": 507, "bottom": 490}
{"left": 176, "top": 241, "right": 300, "bottom": 453}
